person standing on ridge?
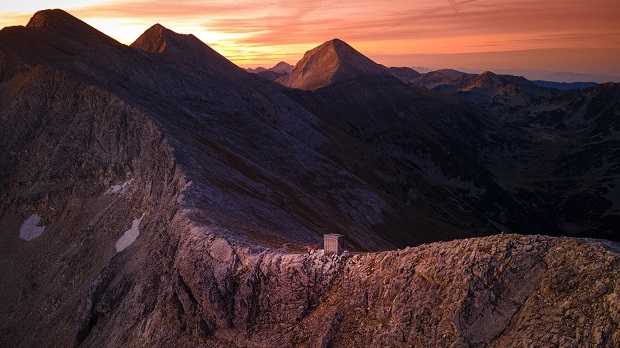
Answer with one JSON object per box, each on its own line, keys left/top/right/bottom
{"left": 313, "top": 244, "right": 318, "bottom": 253}
{"left": 307, "top": 246, "right": 311, "bottom": 255}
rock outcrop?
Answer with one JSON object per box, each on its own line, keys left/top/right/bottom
{"left": 288, "top": 234, "right": 620, "bottom": 348}
{"left": 0, "top": 64, "right": 187, "bottom": 347}
{"left": 139, "top": 233, "right": 620, "bottom": 348}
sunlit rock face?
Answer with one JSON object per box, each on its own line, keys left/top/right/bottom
{"left": 277, "top": 38, "right": 391, "bottom": 91}
{"left": 1, "top": 9, "right": 619, "bottom": 348}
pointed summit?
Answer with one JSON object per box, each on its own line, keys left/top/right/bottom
{"left": 27, "top": 9, "right": 85, "bottom": 28}
{"left": 278, "top": 38, "right": 389, "bottom": 90}
{"left": 131, "top": 24, "right": 241, "bottom": 74}
{"left": 271, "top": 61, "right": 294, "bottom": 74}
{"left": 131, "top": 23, "right": 202, "bottom": 54}
{"left": 25, "top": 9, "right": 118, "bottom": 45}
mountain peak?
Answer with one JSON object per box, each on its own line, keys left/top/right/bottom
{"left": 278, "top": 38, "right": 389, "bottom": 90}
{"left": 25, "top": 9, "right": 118, "bottom": 45}
{"left": 131, "top": 23, "right": 194, "bottom": 54}
{"left": 271, "top": 61, "right": 294, "bottom": 74}
{"left": 27, "top": 9, "right": 76, "bottom": 28}
{"left": 131, "top": 23, "right": 243, "bottom": 75}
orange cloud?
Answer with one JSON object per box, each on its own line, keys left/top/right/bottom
{"left": 0, "top": 0, "right": 618, "bottom": 77}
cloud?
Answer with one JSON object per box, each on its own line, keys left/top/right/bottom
{"left": 12, "top": 0, "right": 613, "bottom": 53}
{"left": 1, "top": 0, "right": 618, "bottom": 72}
{"left": 71, "top": 0, "right": 266, "bottom": 19}
{"left": 188, "top": 0, "right": 620, "bottom": 50}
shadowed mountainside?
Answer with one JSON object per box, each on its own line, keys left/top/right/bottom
{"left": 387, "top": 66, "right": 421, "bottom": 83}
{"left": 279, "top": 39, "right": 592, "bottom": 237}
{"left": 403, "top": 66, "right": 620, "bottom": 240}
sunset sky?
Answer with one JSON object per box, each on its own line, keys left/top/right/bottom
{"left": 1, "top": 0, "right": 619, "bottom": 81}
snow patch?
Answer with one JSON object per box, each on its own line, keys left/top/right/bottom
{"left": 115, "top": 213, "right": 145, "bottom": 252}
{"left": 19, "top": 214, "right": 45, "bottom": 241}
{"left": 104, "top": 178, "right": 133, "bottom": 195}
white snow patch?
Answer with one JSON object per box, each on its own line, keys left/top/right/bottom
{"left": 19, "top": 214, "right": 45, "bottom": 241}
{"left": 115, "top": 213, "right": 145, "bottom": 253}
{"left": 104, "top": 179, "right": 133, "bottom": 195}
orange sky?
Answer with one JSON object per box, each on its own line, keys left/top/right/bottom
{"left": 1, "top": 0, "right": 619, "bottom": 80}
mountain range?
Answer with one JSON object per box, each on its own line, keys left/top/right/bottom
{"left": 1, "top": 9, "right": 619, "bottom": 347}
{"left": 246, "top": 61, "right": 294, "bottom": 81}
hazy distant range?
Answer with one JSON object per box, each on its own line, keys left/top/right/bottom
{"left": 371, "top": 48, "right": 620, "bottom": 83}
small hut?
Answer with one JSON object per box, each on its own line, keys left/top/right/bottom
{"left": 324, "top": 234, "right": 344, "bottom": 256}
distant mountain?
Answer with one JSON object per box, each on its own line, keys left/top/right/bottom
{"left": 25, "top": 8, "right": 118, "bottom": 45}
{"left": 456, "top": 68, "right": 619, "bottom": 84}
{"left": 387, "top": 66, "right": 421, "bottom": 83}
{"left": 511, "top": 69, "right": 619, "bottom": 84}
{"left": 277, "top": 38, "right": 390, "bottom": 90}
{"left": 279, "top": 43, "right": 539, "bottom": 238}
{"left": 408, "top": 69, "right": 474, "bottom": 89}
{"left": 270, "top": 61, "right": 294, "bottom": 74}
{"left": 246, "top": 61, "right": 294, "bottom": 81}
{"left": 410, "top": 70, "right": 558, "bottom": 118}
{"left": 524, "top": 82, "right": 620, "bottom": 134}
{"left": 131, "top": 23, "right": 243, "bottom": 77}
{"left": 254, "top": 70, "right": 287, "bottom": 81}
{"left": 532, "top": 80, "right": 598, "bottom": 91}
{"left": 410, "top": 66, "right": 432, "bottom": 73}
{"left": 246, "top": 61, "right": 293, "bottom": 74}
{"left": 245, "top": 66, "right": 267, "bottom": 73}
{"left": 409, "top": 68, "right": 620, "bottom": 240}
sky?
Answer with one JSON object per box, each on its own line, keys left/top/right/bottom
{"left": 1, "top": 0, "right": 619, "bottom": 82}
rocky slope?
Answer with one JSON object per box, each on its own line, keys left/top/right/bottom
{"left": 279, "top": 41, "right": 546, "bottom": 236}
{"left": 2, "top": 9, "right": 431, "bottom": 251}
{"left": 1, "top": 9, "right": 620, "bottom": 348}
{"left": 0, "top": 63, "right": 187, "bottom": 347}
{"left": 156, "top": 233, "right": 620, "bottom": 348}
{"left": 403, "top": 67, "right": 619, "bottom": 239}
{"left": 410, "top": 70, "right": 558, "bottom": 118}
{"left": 482, "top": 82, "right": 620, "bottom": 240}
{"left": 387, "top": 66, "right": 421, "bottom": 83}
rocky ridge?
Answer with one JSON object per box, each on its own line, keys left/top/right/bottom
{"left": 249, "top": 62, "right": 295, "bottom": 81}
{"left": 387, "top": 66, "right": 422, "bottom": 83}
